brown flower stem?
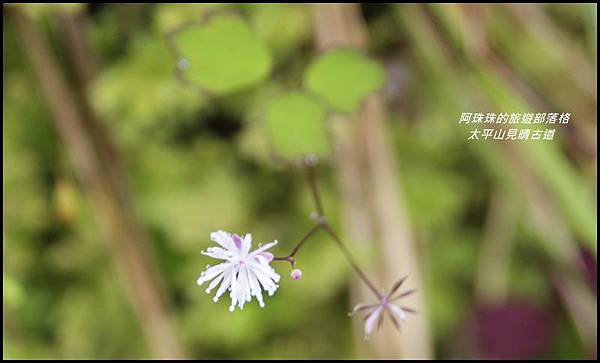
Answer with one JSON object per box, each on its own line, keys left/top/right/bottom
{"left": 272, "top": 255, "right": 295, "bottom": 266}
{"left": 273, "top": 156, "right": 381, "bottom": 299}
{"left": 305, "top": 158, "right": 324, "bottom": 217}
{"left": 273, "top": 224, "right": 323, "bottom": 266}
{"left": 10, "top": 8, "right": 185, "bottom": 358}
{"left": 293, "top": 224, "right": 324, "bottom": 258}
{"left": 321, "top": 222, "right": 382, "bottom": 299}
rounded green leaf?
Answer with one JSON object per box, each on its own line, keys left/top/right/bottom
{"left": 265, "top": 91, "right": 330, "bottom": 159}
{"left": 171, "top": 14, "right": 272, "bottom": 94}
{"left": 304, "top": 49, "right": 386, "bottom": 112}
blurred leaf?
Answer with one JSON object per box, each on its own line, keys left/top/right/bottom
{"left": 265, "top": 91, "right": 330, "bottom": 159}
{"left": 90, "top": 33, "right": 205, "bottom": 147}
{"left": 54, "top": 281, "right": 146, "bottom": 358}
{"left": 155, "top": 4, "right": 231, "bottom": 34}
{"left": 133, "top": 140, "right": 249, "bottom": 252}
{"left": 172, "top": 14, "right": 272, "bottom": 94}
{"left": 247, "top": 4, "right": 313, "bottom": 58}
{"left": 304, "top": 49, "right": 385, "bottom": 113}
{"left": 3, "top": 272, "right": 26, "bottom": 310}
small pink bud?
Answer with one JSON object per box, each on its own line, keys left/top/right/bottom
{"left": 291, "top": 269, "right": 302, "bottom": 280}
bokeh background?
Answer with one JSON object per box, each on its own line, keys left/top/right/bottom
{"left": 3, "top": 3, "right": 597, "bottom": 359}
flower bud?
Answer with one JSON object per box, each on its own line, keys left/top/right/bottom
{"left": 290, "top": 269, "right": 302, "bottom": 280}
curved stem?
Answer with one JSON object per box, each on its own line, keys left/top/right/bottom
{"left": 272, "top": 224, "right": 323, "bottom": 265}
{"left": 290, "top": 224, "right": 323, "bottom": 257}
{"left": 321, "top": 222, "right": 382, "bottom": 299}
{"left": 272, "top": 255, "right": 295, "bottom": 267}
{"left": 306, "top": 162, "right": 324, "bottom": 217}
{"left": 273, "top": 157, "right": 382, "bottom": 299}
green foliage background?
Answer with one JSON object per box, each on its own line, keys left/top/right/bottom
{"left": 3, "top": 3, "right": 597, "bottom": 359}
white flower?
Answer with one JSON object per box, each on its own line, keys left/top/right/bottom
{"left": 197, "top": 230, "right": 280, "bottom": 312}
{"left": 349, "top": 276, "right": 417, "bottom": 338}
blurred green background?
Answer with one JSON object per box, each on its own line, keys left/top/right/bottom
{"left": 3, "top": 3, "right": 597, "bottom": 359}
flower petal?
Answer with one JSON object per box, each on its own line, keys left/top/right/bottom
{"left": 388, "top": 303, "right": 407, "bottom": 322}
{"left": 257, "top": 252, "right": 274, "bottom": 263}
{"left": 241, "top": 234, "right": 252, "bottom": 256}
{"left": 246, "top": 268, "right": 265, "bottom": 308}
{"left": 210, "top": 230, "right": 236, "bottom": 251}
{"left": 232, "top": 234, "right": 243, "bottom": 250}
{"left": 249, "top": 240, "right": 278, "bottom": 257}
{"left": 205, "top": 271, "right": 225, "bottom": 293}
{"left": 349, "top": 303, "right": 377, "bottom": 316}
{"left": 390, "top": 289, "right": 417, "bottom": 301}
{"left": 364, "top": 306, "right": 383, "bottom": 338}
{"left": 202, "top": 231, "right": 281, "bottom": 311}
{"left": 228, "top": 267, "right": 240, "bottom": 312}
{"left": 202, "top": 246, "right": 234, "bottom": 260}
{"left": 399, "top": 306, "right": 418, "bottom": 314}
{"left": 212, "top": 268, "right": 233, "bottom": 302}
{"left": 385, "top": 308, "right": 401, "bottom": 331}
{"left": 249, "top": 263, "right": 279, "bottom": 296}
{"left": 197, "top": 262, "right": 230, "bottom": 285}
{"left": 389, "top": 275, "right": 409, "bottom": 296}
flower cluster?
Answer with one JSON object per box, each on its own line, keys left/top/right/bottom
{"left": 197, "top": 229, "right": 416, "bottom": 338}
{"left": 349, "top": 276, "right": 416, "bottom": 338}
{"left": 197, "top": 231, "right": 280, "bottom": 312}
{"left": 197, "top": 158, "right": 417, "bottom": 339}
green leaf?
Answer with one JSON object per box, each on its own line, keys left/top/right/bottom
{"left": 247, "top": 4, "right": 313, "bottom": 58}
{"left": 155, "top": 4, "right": 232, "bottom": 34}
{"left": 90, "top": 34, "right": 205, "bottom": 147}
{"left": 304, "top": 49, "right": 385, "bottom": 112}
{"left": 265, "top": 91, "right": 330, "bottom": 159}
{"left": 171, "top": 14, "right": 272, "bottom": 95}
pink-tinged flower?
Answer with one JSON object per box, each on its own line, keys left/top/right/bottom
{"left": 290, "top": 269, "right": 302, "bottom": 280}
{"left": 197, "top": 230, "right": 280, "bottom": 312}
{"left": 349, "top": 276, "right": 417, "bottom": 338}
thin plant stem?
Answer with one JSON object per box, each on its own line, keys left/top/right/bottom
{"left": 321, "top": 222, "right": 382, "bottom": 299}
{"left": 305, "top": 162, "right": 324, "bottom": 217}
{"left": 272, "top": 224, "right": 323, "bottom": 267}
{"left": 290, "top": 223, "right": 324, "bottom": 257}
{"left": 273, "top": 156, "right": 382, "bottom": 300}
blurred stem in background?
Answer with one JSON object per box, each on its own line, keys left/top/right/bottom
{"left": 10, "top": 7, "right": 185, "bottom": 359}
{"left": 312, "top": 4, "right": 432, "bottom": 359}
{"left": 397, "top": 3, "right": 596, "bottom": 356}
{"left": 504, "top": 143, "right": 597, "bottom": 354}
{"left": 475, "top": 188, "right": 519, "bottom": 305}
{"left": 273, "top": 159, "right": 382, "bottom": 299}
{"left": 462, "top": 5, "right": 597, "bottom": 352}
